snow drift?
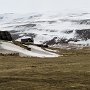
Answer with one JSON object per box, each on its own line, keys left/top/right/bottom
{"left": 0, "top": 41, "right": 59, "bottom": 58}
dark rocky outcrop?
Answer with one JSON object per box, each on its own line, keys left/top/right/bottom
{"left": 76, "top": 29, "right": 90, "bottom": 40}
{"left": 44, "top": 37, "right": 80, "bottom": 45}
{"left": 44, "top": 37, "right": 69, "bottom": 45}
{"left": 44, "top": 37, "right": 57, "bottom": 45}
{"left": 0, "top": 31, "right": 12, "bottom": 41}
{"left": 44, "top": 29, "right": 90, "bottom": 45}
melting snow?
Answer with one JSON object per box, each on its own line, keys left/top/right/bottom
{"left": 0, "top": 42, "right": 59, "bottom": 58}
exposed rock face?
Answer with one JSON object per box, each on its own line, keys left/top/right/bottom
{"left": 76, "top": 29, "right": 90, "bottom": 40}
{"left": 44, "top": 37, "right": 58, "bottom": 45}
{"left": 44, "top": 37, "right": 69, "bottom": 45}
{"left": 44, "top": 29, "right": 90, "bottom": 45}
{"left": 44, "top": 37, "right": 80, "bottom": 45}
{"left": 0, "top": 31, "right": 12, "bottom": 41}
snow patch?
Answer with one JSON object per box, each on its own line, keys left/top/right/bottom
{"left": 0, "top": 42, "right": 59, "bottom": 58}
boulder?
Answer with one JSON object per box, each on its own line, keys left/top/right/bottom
{"left": 0, "top": 31, "right": 12, "bottom": 41}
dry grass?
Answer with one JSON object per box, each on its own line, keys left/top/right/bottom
{"left": 0, "top": 48, "right": 90, "bottom": 90}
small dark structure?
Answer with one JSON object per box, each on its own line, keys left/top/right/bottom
{"left": 21, "top": 38, "right": 34, "bottom": 44}
{"left": 0, "top": 31, "right": 12, "bottom": 41}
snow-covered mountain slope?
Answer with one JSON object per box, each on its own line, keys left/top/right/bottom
{"left": 0, "top": 12, "right": 90, "bottom": 46}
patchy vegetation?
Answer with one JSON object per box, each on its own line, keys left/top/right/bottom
{"left": 0, "top": 48, "right": 90, "bottom": 90}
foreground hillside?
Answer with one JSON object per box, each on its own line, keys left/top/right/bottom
{"left": 0, "top": 48, "right": 90, "bottom": 90}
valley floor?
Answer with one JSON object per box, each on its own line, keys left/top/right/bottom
{"left": 0, "top": 48, "right": 90, "bottom": 90}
